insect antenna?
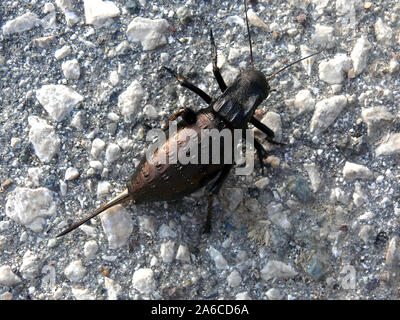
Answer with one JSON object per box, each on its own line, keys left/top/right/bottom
{"left": 266, "top": 50, "right": 323, "bottom": 81}
{"left": 244, "top": 0, "right": 254, "bottom": 69}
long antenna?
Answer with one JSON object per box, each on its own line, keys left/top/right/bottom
{"left": 266, "top": 50, "right": 322, "bottom": 81}
{"left": 244, "top": 0, "right": 254, "bottom": 69}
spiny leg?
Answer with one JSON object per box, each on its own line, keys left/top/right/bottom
{"left": 163, "top": 66, "right": 212, "bottom": 104}
{"left": 250, "top": 117, "right": 286, "bottom": 146}
{"left": 210, "top": 29, "right": 227, "bottom": 92}
{"left": 254, "top": 138, "right": 269, "bottom": 175}
{"left": 203, "top": 164, "right": 233, "bottom": 234}
{"left": 162, "top": 107, "right": 197, "bottom": 131}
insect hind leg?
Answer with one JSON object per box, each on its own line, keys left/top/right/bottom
{"left": 210, "top": 29, "right": 227, "bottom": 92}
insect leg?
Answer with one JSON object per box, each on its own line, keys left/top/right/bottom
{"left": 254, "top": 138, "right": 268, "bottom": 175}
{"left": 250, "top": 117, "right": 286, "bottom": 146}
{"left": 203, "top": 164, "right": 233, "bottom": 234}
{"left": 162, "top": 107, "right": 197, "bottom": 131}
{"left": 163, "top": 66, "right": 212, "bottom": 104}
{"left": 210, "top": 29, "right": 227, "bottom": 92}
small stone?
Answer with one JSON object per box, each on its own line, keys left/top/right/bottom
{"left": 385, "top": 237, "right": 399, "bottom": 268}
{"left": 227, "top": 270, "right": 242, "bottom": 287}
{"left": 209, "top": 246, "right": 228, "bottom": 269}
{"left": 361, "top": 107, "right": 395, "bottom": 140}
{"left": 104, "top": 277, "right": 122, "bottom": 300}
{"left": 266, "top": 288, "right": 283, "bottom": 300}
{"left": 55, "top": 45, "right": 71, "bottom": 60}
{"left": 62, "top": 59, "right": 80, "bottom": 80}
{"left": 306, "top": 255, "right": 326, "bottom": 281}
{"left": 28, "top": 167, "right": 41, "bottom": 187}
{"left": 176, "top": 245, "right": 191, "bottom": 263}
{"left": 5, "top": 187, "right": 56, "bottom": 232}
{"left": 84, "top": 240, "right": 99, "bottom": 259}
{"left": 20, "top": 251, "right": 40, "bottom": 280}
{"left": 287, "top": 176, "right": 315, "bottom": 203}
{"left": 343, "top": 161, "right": 373, "bottom": 181}
{"left": 247, "top": 9, "right": 268, "bottom": 30}
{"left": 258, "top": 112, "right": 282, "bottom": 142}
{"left": 388, "top": 59, "right": 399, "bottom": 73}
{"left": 236, "top": 292, "right": 251, "bottom": 300}
{"left": 71, "top": 287, "right": 95, "bottom": 300}
{"left": 65, "top": 167, "right": 79, "bottom": 181}
{"left": 319, "top": 54, "right": 352, "bottom": 85}
{"left": 254, "top": 177, "right": 270, "bottom": 190}
{"left": 159, "top": 224, "right": 177, "bottom": 238}
{"left": 0, "top": 266, "right": 21, "bottom": 286}
{"left": 304, "top": 163, "right": 322, "bottom": 193}
{"left": 376, "top": 133, "right": 400, "bottom": 156}
{"left": 160, "top": 241, "right": 176, "bottom": 263}
{"left": 97, "top": 181, "right": 111, "bottom": 197}
{"left": 137, "top": 215, "right": 156, "bottom": 235}
{"left": 2, "top": 12, "right": 39, "bottom": 35}
{"left": 176, "top": 6, "right": 192, "bottom": 25}
{"left": 221, "top": 187, "right": 243, "bottom": 212}
{"left": 36, "top": 85, "right": 83, "bottom": 122}
{"left": 105, "top": 143, "right": 121, "bottom": 163}
{"left": 109, "top": 70, "right": 119, "bottom": 86}
{"left": 293, "top": 89, "right": 315, "bottom": 115}
{"left": 132, "top": 268, "right": 155, "bottom": 295}
{"left": 83, "top": 0, "right": 120, "bottom": 26}
{"left": 100, "top": 204, "right": 133, "bottom": 249}
{"left": 300, "top": 45, "right": 318, "bottom": 75}
{"left": 350, "top": 37, "right": 371, "bottom": 76}
{"left": 144, "top": 105, "right": 158, "bottom": 119}
{"left": 64, "top": 260, "right": 86, "bottom": 282}
{"left": 118, "top": 80, "right": 144, "bottom": 121}
{"left": 358, "top": 225, "right": 374, "bottom": 244}
{"left": 364, "top": 2, "right": 372, "bottom": 9}
{"left": 126, "top": 17, "right": 169, "bottom": 50}
{"left": 312, "top": 24, "right": 335, "bottom": 48}
{"left": 28, "top": 116, "right": 60, "bottom": 163}
{"left": 310, "top": 95, "right": 347, "bottom": 135}
{"left": 374, "top": 18, "right": 393, "bottom": 44}
{"left": 260, "top": 260, "right": 298, "bottom": 281}
{"left": 91, "top": 138, "right": 106, "bottom": 158}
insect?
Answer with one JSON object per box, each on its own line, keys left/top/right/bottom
{"left": 57, "top": 0, "right": 321, "bottom": 238}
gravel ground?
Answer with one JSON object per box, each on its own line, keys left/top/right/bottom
{"left": 1, "top": 0, "right": 400, "bottom": 300}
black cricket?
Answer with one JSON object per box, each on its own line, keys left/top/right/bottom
{"left": 57, "top": 0, "right": 320, "bottom": 237}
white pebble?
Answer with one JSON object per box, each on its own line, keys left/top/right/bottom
{"left": 28, "top": 116, "right": 60, "bottom": 163}
{"left": 100, "top": 205, "right": 133, "bottom": 249}
{"left": 260, "top": 260, "right": 298, "bottom": 281}
{"left": 83, "top": 0, "right": 120, "bottom": 26}
{"left": 160, "top": 241, "right": 176, "bottom": 263}
{"left": 350, "top": 37, "right": 371, "bottom": 76}
{"left": 343, "top": 161, "right": 373, "bottom": 181}
{"left": 0, "top": 266, "right": 21, "bottom": 286}
{"left": 312, "top": 24, "right": 335, "bottom": 48}
{"left": 159, "top": 224, "right": 177, "bottom": 238}
{"left": 109, "top": 70, "right": 119, "bottom": 86}
{"left": 254, "top": 177, "right": 270, "bottom": 190}
{"left": 132, "top": 268, "right": 155, "bottom": 294}
{"left": 2, "top": 12, "right": 39, "bottom": 35}
{"left": 91, "top": 138, "right": 106, "bottom": 158}
{"left": 65, "top": 167, "right": 79, "bottom": 181}
{"left": 319, "top": 54, "right": 352, "bottom": 84}
{"left": 376, "top": 133, "right": 400, "bottom": 156}
{"left": 235, "top": 292, "right": 252, "bottom": 300}
{"left": 126, "top": 17, "right": 169, "bottom": 50}
{"left": 310, "top": 95, "right": 347, "bottom": 135}
{"left": 62, "top": 59, "right": 80, "bottom": 80}
{"left": 64, "top": 260, "right": 86, "bottom": 282}
{"left": 97, "top": 181, "right": 111, "bottom": 197}
{"left": 55, "top": 45, "right": 71, "bottom": 60}
{"left": 137, "top": 215, "right": 156, "bottom": 236}
{"left": 144, "top": 105, "right": 158, "bottom": 119}
{"left": 5, "top": 187, "right": 56, "bottom": 232}
{"left": 247, "top": 9, "right": 268, "bottom": 30}
{"left": 118, "top": 80, "right": 144, "bottom": 121}
{"left": 104, "top": 277, "right": 122, "bottom": 300}
{"left": 20, "top": 251, "right": 40, "bottom": 280}
{"left": 36, "top": 84, "right": 83, "bottom": 121}
{"left": 105, "top": 143, "right": 121, "bottom": 163}
{"left": 176, "top": 245, "right": 191, "bottom": 263}
{"left": 374, "top": 18, "right": 393, "bottom": 44}
{"left": 294, "top": 89, "right": 315, "bottom": 115}
{"left": 84, "top": 240, "right": 99, "bottom": 259}
{"left": 209, "top": 246, "right": 228, "bottom": 269}
{"left": 227, "top": 270, "right": 242, "bottom": 287}
{"left": 266, "top": 288, "right": 283, "bottom": 300}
